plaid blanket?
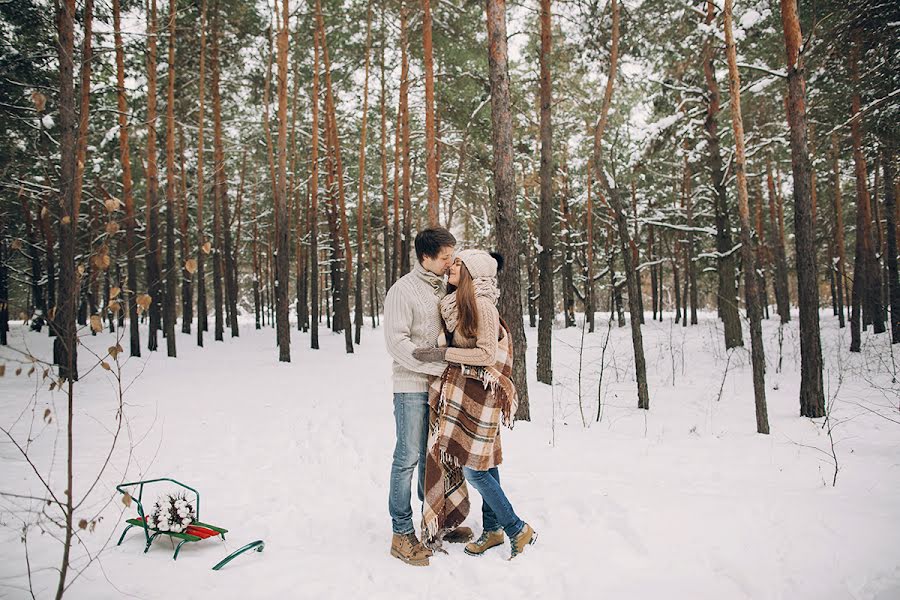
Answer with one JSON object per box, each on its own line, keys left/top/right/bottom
{"left": 422, "top": 318, "right": 518, "bottom": 545}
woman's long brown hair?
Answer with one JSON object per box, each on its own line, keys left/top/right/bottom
{"left": 447, "top": 261, "right": 478, "bottom": 338}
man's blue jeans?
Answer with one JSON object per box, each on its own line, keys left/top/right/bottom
{"left": 389, "top": 392, "right": 429, "bottom": 535}
{"left": 463, "top": 466, "right": 525, "bottom": 537}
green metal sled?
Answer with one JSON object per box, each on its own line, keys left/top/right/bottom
{"left": 116, "top": 478, "right": 265, "bottom": 570}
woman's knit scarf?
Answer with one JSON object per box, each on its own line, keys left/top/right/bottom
{"left": 439, "top": 276, "right": 500, "bottom": 335}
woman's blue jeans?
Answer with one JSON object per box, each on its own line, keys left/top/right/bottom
{"left": 463, "top": 466, "right": 524, "bottom": 537}
{"left": 388, "top": 392, "right": 429, "bottom": 535}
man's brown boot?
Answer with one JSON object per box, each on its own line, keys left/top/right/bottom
{"left": 390, "top": 533, "right": 430, "bottom": 566}
{"left": 508, "top": 523, "right": 536, "bottom": 560}
{"left": 444, "top": 526, "right": 474, "bottom": 544}
{"left": 464, "top": 529, "right": 504, "bottom": 556}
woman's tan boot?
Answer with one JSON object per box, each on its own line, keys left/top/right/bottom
{"left": 390, "top": 533, "right": 430, "bottom": 566}
{"left": 464, "top": 529, "right": 504, "bottom": 556}
{"left": 508, "top": 523, "right": 536, "bottom": 560}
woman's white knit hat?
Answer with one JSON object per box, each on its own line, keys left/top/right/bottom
{"left": 455, "top": 249, "right": 497, "bottom": 279}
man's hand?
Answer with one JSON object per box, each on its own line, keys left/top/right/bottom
{"left": 412, "top": 347, "right": 448, "bottom": 363}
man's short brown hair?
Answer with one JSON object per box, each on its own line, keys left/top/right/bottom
{"left": 414, "top": 227, "right": 456, "bottom": 263}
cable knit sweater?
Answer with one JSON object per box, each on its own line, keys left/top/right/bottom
{"left": 383, "top": 262, "right": 448, "bottom": 393}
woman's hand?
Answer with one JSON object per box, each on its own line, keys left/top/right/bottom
{"left": 412, "top": 347, "right": 448, "bottom": 362}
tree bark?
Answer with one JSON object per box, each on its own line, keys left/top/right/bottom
{"left": 536, "top": 0, "right": 554, "bottom": 384}
{"left": 315, "top": 0, "right": 354, "bottom": 354}
{"left": 594, "top": 0, "right": 647, "bottom": 409}
{"left": 145, "top": 0, "right": 163, "bottom": 352}
{"left": 210, "top": 0, "right": 226, "bottom": 343}
{"left": 765, "top": 156, "right": 791, "bottom": 323}
{"left": 485, "top": 0, "right": 530, "bottom": 420}
{"left": 309, "top": 24, "right": 322, "bottom": 349}
{"left": 53, "top": 10, "right": 78, "bottom": 593}
{"left": 177, "top": 126, "right": 193, "bottom": 334}
{"left": 423, "top": 0, "right": 439, "bottom": 225}
{"left": 780, "top": 0, "right": 825, "bottom": 417}
{"left": 379, "top": 0, "right": 391, "bottom": 292}
{"left": 849, "top": 27, "right": 885, "bottom": 351}
{"left": 163, "top": 0, "right": 177, "bottom": 356}
{"left": 113, "top": 0, "right": 141, "bottom": 357}
{"left": 701, "top": 3, "right": 743, "bottom": 349}
{"left": 725, "top": 0, "right": 769, "bottom": 432}
{"left": 274, "top": 0, "right": 291, "bottom": 361}
{"left": 196, "top": 0, "right": 209, "bottom": 346}
{"left": 355, "top": 0, "right": 373, "bottom": 345}
{"left": 883, "top": 150, "right": 900, "bottom": 343}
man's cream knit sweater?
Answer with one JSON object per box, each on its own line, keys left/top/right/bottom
{"left": 383, "top": 262, "right": 448, "bottom": 393}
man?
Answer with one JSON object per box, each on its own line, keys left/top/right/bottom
{"left": 383, "top": 227, "right": 472, "bottom": 566}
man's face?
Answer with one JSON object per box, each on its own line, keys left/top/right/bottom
{"left": 421, "top": 246, "right": 455, "bottom": 276}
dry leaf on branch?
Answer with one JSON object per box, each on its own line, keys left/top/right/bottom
{"left": 106, "top": 221, "right": 120, "bottom": 235}
{"left": 122, "top": 492, "right": 132, "bottom": 507}
{"left": 185, "top": 258, "right": 197, "bottom": 274}
{"left": 136, "top": 294, "right": 153, "bottom": 311}
{"left": 90, "top": 315, "right": 103, "bottom": 332}
{"left": 202, "top": 241, "right": 212, "bottom": 254}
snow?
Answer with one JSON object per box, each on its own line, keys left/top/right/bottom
{"left": 1, "top": 311, "right": 900, "bottom": 599}
{"left": 40, "top": 114, "right": 54, "bottom": 129}
{"left": 739, "top": 9, "right": 764, "bottom": 30}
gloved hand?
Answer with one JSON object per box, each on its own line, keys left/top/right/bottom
{"left": 412, "top": 346, "right": 448, "bottom": 363}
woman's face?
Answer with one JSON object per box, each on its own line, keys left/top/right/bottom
{"left": 448, "top": 258, "right": 463, "bottom": 287}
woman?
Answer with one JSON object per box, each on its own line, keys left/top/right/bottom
{"left": 412, "top": 249, "right": 536, "bottom": 560}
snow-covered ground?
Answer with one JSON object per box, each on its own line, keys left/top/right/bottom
{"left": 1, "top": 310, "right": 899, "bottom": 599}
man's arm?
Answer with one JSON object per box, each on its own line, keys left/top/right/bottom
{"left": 383, "top": 284, "right": 446, "bottom": 376}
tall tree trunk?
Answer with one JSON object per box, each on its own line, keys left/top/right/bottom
{"left": 701, "top": 2, "right": 742, "bottom": 349}
{"left": 485, "top": 0, "right": 530, "bottom": 420}
{"left": 724, "top": 0, "right": 768, "bottom": 433}
{"left": 0, "top": 212, "right": 7, "bottom": 345}
{"left": 355, "top": 0, "right": 373, "bottom": 345}
{"left": 316, "top": 0, "right": 354, "bottom": 354}
{"left": 274, "top": 0, "right": 291, "bottom": 361}
{"left": 177, "top": 126, "right": 193, "bottom": 333}
{"left": 40, "top": 201, "right": 56, "bottom": 337}
{"left": 53, "top": 4, "right": 77, "bottom": 596}
{"left": 145, "top": 0, "right": 163, "bottom": 352}
{"left": 196, "top": 0, "right": 209, "bottom": 346}
{"left": 224, "top": 152, "right": 241, "bottom": 338}
{"left": 682, "top": 152, "right": 699, "bottom": 325}
{"left": 753, "top": 178, "right": 771, "bottom": 319}
{"left": 594, "top": 0, "right": 647, "bottom": 409}
{"left": 780, "top": 0, "right": 824, "bottom": 417}
{"left": 849, "top": 28, "right": 885, "bottom": 351}
{"left": 252, "top": 190, "right": 261, "bottom": 330}
{"left": 586, "top": 167, "right": 595, "bottom": 333}
{"left": 379, "top": 0, "right": 391, "bottom": 292}
{"left": 560, "top": 159, "right": 575, "bottom": 328}
{"left": 399, "top": 2, "right": 412, "bottom": 277}
{"left": 883, "top": 150, "right": 900, "bottom": 343}
{"left": 210, "top": 0, "right": 225, "bottom": 343}
{"left": 309, "top": 24, "right": 322, "bottom": 349}
{"left": 423, "top": 0, "right": 439, "bottom": 225}
{"left": 766, "top": 156, "right": 791, "bottom": 323}
{"left": 163, "top": 0, "right": 177, "bottom": 356}
{"left": 21, "top": 192, "right": 46, "bottom": 330}
{"left": 536, "top": 0, "right": 554, "bottom": 384}
{"left": 113, "top": 0, "right": 141, "bottom": 357}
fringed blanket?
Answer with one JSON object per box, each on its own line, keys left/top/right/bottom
{"left": 422, "top": 319, "right": 518, "bottom": 546}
